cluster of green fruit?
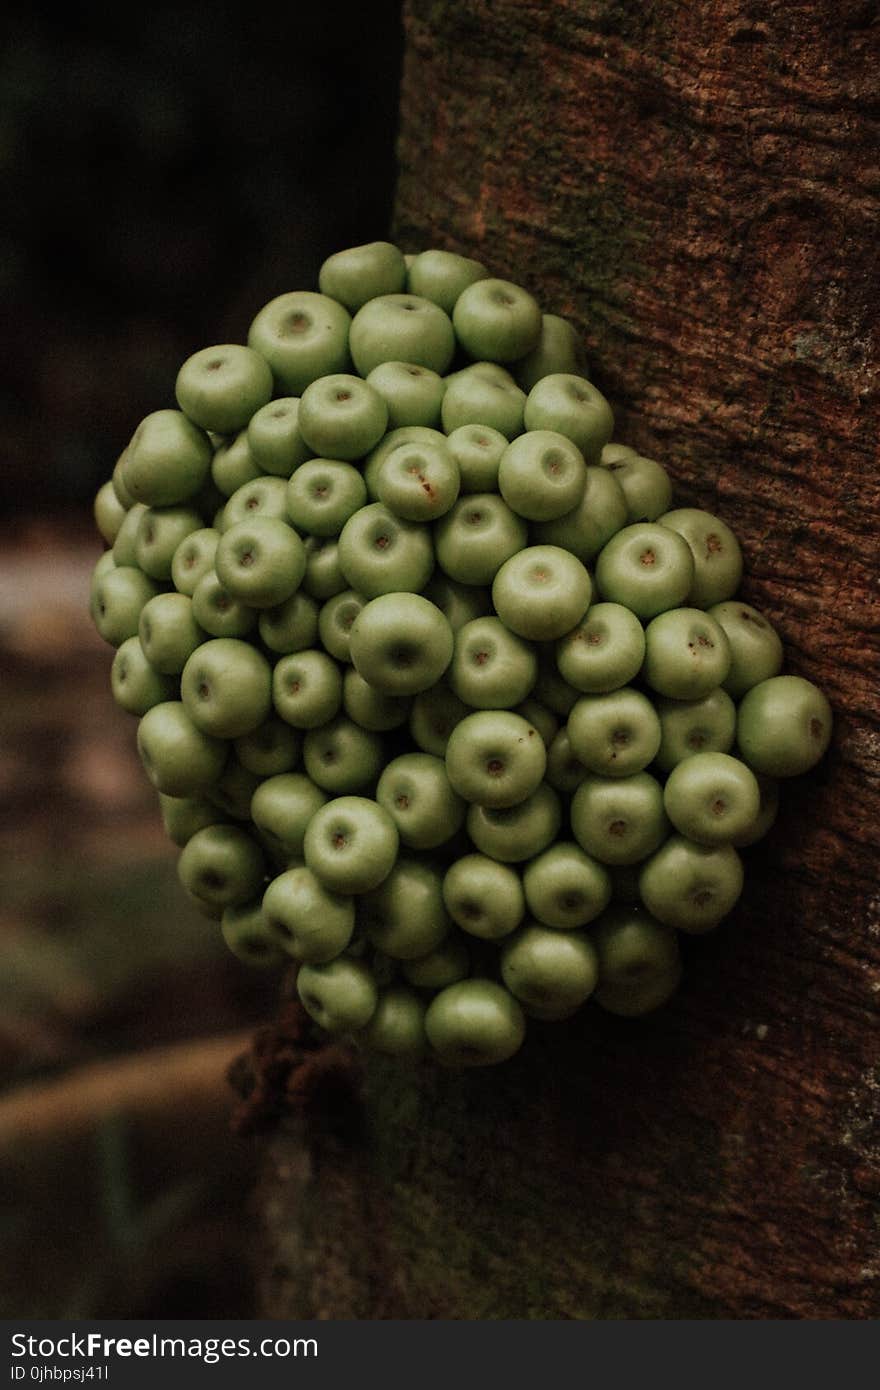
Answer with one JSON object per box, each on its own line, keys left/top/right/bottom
{"left": 90, "top": 241, "right": 833, "bottom": 1068}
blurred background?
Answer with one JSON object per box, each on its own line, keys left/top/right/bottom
{"left": 0, "top": 0, "right": 403, "bottom": 1316}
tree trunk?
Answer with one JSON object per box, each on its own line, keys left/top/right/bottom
{"left": 248, "top": 0, "right": 880, "bottom": 1319}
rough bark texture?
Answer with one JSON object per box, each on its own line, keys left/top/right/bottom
{"left": 254, "top": 0, "right": 880, "bottom": 1319}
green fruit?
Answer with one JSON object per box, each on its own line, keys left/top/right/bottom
{"left": 434, "top": 493, "right": 527, "bottom": 586}
{"left": 659, "top": 508, "right": 743, "bottom": 608}
{"left": 171, "top": 528, "right": 220, "bottom": 596}
{"left": 499, "top": 431, "right": 586, "bottom": 523}
{"left": 92, "top": 566, "right": 160, "bottom": 647}
{"left": 215, "top": 517, "right": 306, "bottom": 609}
{"left": 297, "top": 957, "right": 378, "bottom": 1033}
{"left": 567, "top": 688, "right": 662, "bottom": 778}
{"left": 137, "top": 701, "right": 227, "bottom": 797}
{"left": 111, "top": 637, "right": 176, "bottom": 715}
{"left": 191, "top": 570, "right": 258, "bottom": 639}
{"left": 318, "top": 240, "right": 407, "bottom": 312}
{"left": 663, "top": 751, "right": 761, "bottom": 846}
{"left": 466, "top": 782, "right": 562, "bottom": 863}
{"left": 450, "top": 616, "right": 537, "bottom": 710}
{"left": 523, "top": 374, "right": 613, "bottom": 462}
{"left": 708, "top": 600, "right": 784, "bottom": 700}
{"left": 376, "top": 438, "right": 461, "bottom": 521}
{"left": 638, "top": 835, "right": 744, "bottom": 933}
{"left": 303, "top": 715, "right": 384, "bottom": 794}
{"left": 124, "top": 410, "right": 212, "bottom": 506}
{"left": 452, "top": 279, "right": 542, "bottom": 363}
{"left": 247, "top": 397, "right": 312, "bottom": 477}
{"left": 445, "top": 709, "right": 547, "bottom": 808}
{"left": 405, "top": 248, "right": 489, "bottom": 313}
{"left": 297, "top": 373, "right": 388, "bottom": 461}
{"left": 513, "top": 313, "right": 582, "bottom": 392}
{"left": 440, "top": 363, "right": 526, "bottom": 438}
{"left": 534, "top": 465, "right": 629, "bottom": 563}
{"left": 362, "top": 859, "right": 450, "bottom": 960}
{"left": 523, "top": 842, "right": 611, "bottom": 929}
{"left": 357, "top": 987, "right": 427, "bottom": 1058}
{"left": 445, "top": 423, "right": 508, "bottom": 493}
{"left": 500, "top": 922, "right": 598, "bottom": 1019}
{"left": 376, "top": 752, "right": 466, "bottom": 850}
{"left": 175, "top": 343, "right": 273, "bottom": 435}
{"left": 349, "top": 592, "right": 454, "bottom": 696}
{"left": 424, "top": 979, "right": 526, "bottom": 1067}
{"left": 250, "top": 772, "right": 327, "bottom": 862}
{"left": 178, "top": 823, "right": 265, "bottom": 909}
{"left": 600, "top": 447, "right": 673, "bottom": 523}
{"left": 181, "top": 637, "right": 273, "bottom": 738}
{"left": 262, "top": 866, "right": 355, "bottom": 963}
{"left": 366, "top": 361, "right": 446, "bottom": 430}
{"left": 595, "top": 522, "right": 695, "bottom": 620}
{"left": 736, "top": 675, "right": 833, "bottom": 777}
{"left": 493, "top": 545, "right": 592, "bottom": 642}
{"left": 571, "top": 768, "right": 670, "bottom": 874}
{"left": 641, "top": 607, "right": 732, "bottom": 700}
{"left": 556, "top": 602, "right": 645, "bottom": 694}
{"left": 303, "top": 795, "right": 399, "bottom": 894}
{"left": 442, "top": 853, "right": 525, "bottom": 940}
{"left": 349, "top": 294, "right": 456, "bottom": 377}
{"left": 259, "top": 590, "right": 320, "bottom": 655}
{"left": 221, "top": 901, "right": 286, "bottom": 969}
{"left": 247, "top": 290, "right": 352, "bottom": 395}
{"left": 138, "top": 592, "right": 204, "bottom": 674}
{"left": 655, "top": 688, "right": 738, "bottom": 774}
{"left": 272, "top": 648, "right": 343, "bottom": 729}
{"left": 286, "top": 459, "right": 367, "bottom": 537}
{"left": 337, "top": 502, "right": 434, "bottom": 598}
{"left": 220, "top": 476, "right": 289, "bottom": 532}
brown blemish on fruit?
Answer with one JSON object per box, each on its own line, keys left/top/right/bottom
{"left": 285, "top": 312, "right": 310, "bottom": 334}
{"left": 697, "top": 634, "right": 713, "bottom": 647}
{"left": 705, "top": 533, "right": 723, "bottom": 555}
{"left": 693, "top": 889, "right": 714, "bottom": 908}
{"left": 712, "top": 798, "right": 727, "bottom": 815}
{"left": 395, "top": 794, "right": 410, "bottom": 809}
{"left": 474, "top": 649, "right": 490, "bottom": 665}
{"left": 640, "top": 549, "right": 656, "bottom": 566}
{"left": 239, "top": 549, "right": 255, "bottom": 567}
{"left": 688, "top": 731, "right": 707, "bottom": 749}
{"left": 335, "top": 390, "right": 352, "bottom": 403}
{"left": 612, "top": 729, "right": 630, "bottom": 746}
{"left": 609, "top": 819, "right": 627, "bottom": 836}
{"left": 207, "top": 357, "right": 225, "bottom": 371}
{"left": 332, "top": 831, "right": 348, "bottom": 850}
{"left": 810, "top": 717, "right": 824, "bottom": 739}
{"left": 587, "top": 630, "right": 603, "bottom": 645}
{"left": 487, "top": 758, "right": 505, "bottom": 775}
{"left": 198, "top": 681, "right": 210, "bottom": 699}
{"left": 375, "top": 534, "right": 391, "bottom": 549}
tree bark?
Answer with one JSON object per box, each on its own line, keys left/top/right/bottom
{"left": 251, "top": 0, "right": 880, "bottom": 1319}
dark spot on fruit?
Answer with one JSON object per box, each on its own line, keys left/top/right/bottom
{"left": 567, "top": 384, "right": 587, "bottom": 402}
{"left": 238, "top": 549, "right": 255, "bottom": 567}
{"left": 272, "top": 407, "right": 288, "bottom": 419}
{"left": 246, "top": 495, "right": 259, "bottom": 509}
{"left": 492, "top": 289, "right": 515, "bottom": 306}
{"left": 460, "top": 901, "right": 481, "bottom": 920}
{"left": 395, "top": 793, "right": 410, "bottom": 809}
{"left": 314, "top": 485, "right": 328, "bottom": 498}
{"left": 216, "top": 594, "right": 230, "bottom": 611}
{"left": 271, "top": 917, "right": 293, "bottom": 939}
{"left": 466, "top": 511, "right": 483, "bottom": 526}
{"left": 285, "top": 312, "right": 310, "bottom": 334}
{"left": 391, "top": 644, "right": 415, "bottom": 667}
{"left": 335, "top": 390, "right": 351, "bottom": 403}
{"left": 144, "top": 525, "right": 155, "bottom": 544}
{"left": 740, "top": 609, "right": 764, "bottom": 626}
{"left": 697, "top": 634, "right": 713, "bottom": 648}
{"left": 288, "top": 678, "right": 301, "bottom": 693}
{"left": 711, "top": 798, "right": 727, "bottom": 816}
{"left": 693, "top": 889, "right": 714, "bottom": 908}
{"left": 706, "top": 533, "right": 722, "bottom": 555}
{"left": 198, "top": 681, "right": 210, "bottom": 699}
{"left": 612, "top": 728, "right": 630, "bottom": 746}
{"left": 688, "top": 731, "right": 706, "bottom": 749}
{"left": 609, "top": 819, "right": 627, "bottom": 837}
{"left": 473, "top": 649, "right": 490, "bottom": 666}
{"left": 201, "top": 869, "right": 224, "bottom": 889}
{"left": 810, "top": 717, "right": 823, "bottom": 739}
{"left": 528, "top": 728, "right": 536, "bottom": 736}
{"left": 322, "top": 749, "right": 336, "bottom": 763}
{"left": 375, "top": 533, "right": 391, "bottom": 550}
{"left": 487, "top": 758, "right": 505, "bottom": 775}
{"left": 401, "top": 301, "right": 418, "bottom": 312}
{"left": 407, "top": 367, "right": 422, "bottom": 376}
{"left": 640, "top": 549, "right": 656, "bottom": 566}
{"left": 560, "top": 892, "right": 583, "bottom": 911}
{"left": 587, "top": 630, "right": 602, "bottom": 646}
{"left": 332, "top": 831, "right": 348, "bottom": 849}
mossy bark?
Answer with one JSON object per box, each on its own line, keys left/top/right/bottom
{"left": 253, "top": 0, "right": 880, "bottom": 1319}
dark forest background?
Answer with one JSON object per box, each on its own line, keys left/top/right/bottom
{"left": 0, "top": 2, "right": 404, "bottom": 1318}
{"left": 0, "top": 1, "right": 404, "bottom": 515}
